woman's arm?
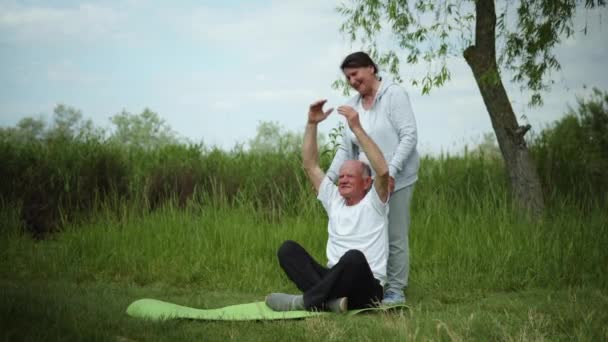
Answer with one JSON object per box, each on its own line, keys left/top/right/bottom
{"left": 387, "top": 86, "right": 418, "bottom": 178}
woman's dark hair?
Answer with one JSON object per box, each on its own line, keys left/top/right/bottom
{"left": 340, "top": 51, "right": 378, "bottom": 74}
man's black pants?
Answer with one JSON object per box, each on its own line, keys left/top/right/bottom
{"left": 277, "top": 240, "right": 383, "bottom": 310}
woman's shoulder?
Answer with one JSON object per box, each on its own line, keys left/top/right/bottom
{"left": 382, "top": 81, "right": 409, "bottom": 97}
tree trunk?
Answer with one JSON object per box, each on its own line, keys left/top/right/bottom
{"left": 463, "top": 0, "right": 545, "bottom": 218}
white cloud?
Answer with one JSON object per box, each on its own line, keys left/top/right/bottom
{"left": 255, "top": 74, "right": 267, "bottom": 81}
{"left": 245, "top": 88, "right": 316, "bottom": 102}
{"left": 0, "top": 2, "right": 129, "bottom": 45}
{"left": 169, "top": 1, "right": 340, "bottom": 56}
{"left": 212, "top": 100, "right": 238, "bottom": 111}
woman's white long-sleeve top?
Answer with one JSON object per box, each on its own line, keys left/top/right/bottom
{"left": 327, "top": 80, "right": 420, "bottom": 191}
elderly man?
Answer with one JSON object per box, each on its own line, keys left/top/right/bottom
{"left": 265, "top": 99, "right": 390, "bottom": 312}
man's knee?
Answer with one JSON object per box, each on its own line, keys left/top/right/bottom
{"left": 278, "top": 240, "right": 301, "bottom": 261}
{"left": 340, "top": 249, "right": 367, "bottom": 266}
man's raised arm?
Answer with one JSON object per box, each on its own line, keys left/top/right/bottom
{"left": 302, "top": 100, "right": 334, "bottom": 194}
{"left": 337, "top": 106, "right": 390, "bottom": 203}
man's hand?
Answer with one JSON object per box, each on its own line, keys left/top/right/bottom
{"left": 308, "top": 100, "right": 334, "bottom": 124}
{"left": 337, "top": 106, "right": 362, "bottom": 131}
{"left": 389, "top": 176, "right": 395, "bottom": 193}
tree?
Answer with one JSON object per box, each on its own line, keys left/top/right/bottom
{"left": 337, "top": 0, "right": 606, "bottom": 217}
{"left": 248, "top": 121, "right": 305, "bottom": 154}
{"left": 50, "top": 104, "right": 98, "bottom": 140}
{"left": 110, "top": 108, "right": 179, "bottom": 149}
{"left": 16, "top": 117, "right": 46, "bottom": 141}
{"left": 0, "top": 116, "right": 47, "bottom": 142}
{"left": 532, "top": 87, "right": 608, "bottom": 203}
{"left": 0, "top": 104, "right": 100, "bottom": 142}
{"left": 470, "top": 132, "right": 501, "bottom": 160}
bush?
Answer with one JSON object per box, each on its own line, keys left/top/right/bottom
{"left": 2, "top": 91, "right": 607, "bottom": 237}
{"left": 5, "top": 137, "right": 131, "bottom": 237}
{"left": 531, "top": 88, "right": 608, "bottom": 206}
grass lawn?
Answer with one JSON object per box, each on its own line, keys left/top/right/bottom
{"left": 1, "top": 203, "right": 606, "bottom": 341}
{"left": 1, "top": 278, "right": 606, "bottom": 341}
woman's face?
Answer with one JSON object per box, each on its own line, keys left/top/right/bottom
{"left": 343, "top": 66, "right": 376, "bottom": 95}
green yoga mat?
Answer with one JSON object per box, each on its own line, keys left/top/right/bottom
{"left": 126, "top": 298, "right": 408, "bottom": 321}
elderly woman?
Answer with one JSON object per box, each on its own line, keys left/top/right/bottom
{"left": 326, "top": 51, "right": 419, "bottom": 304}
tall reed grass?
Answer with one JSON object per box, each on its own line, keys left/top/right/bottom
{"left": 2, "top": 188, "right": 605, "bottom": 295}
{"left": 0, "top": 137, "right": 335, "bottom": 236}
{"left": 1, "top": 142, "right": 606, "bottom": 294}
{"left": 2, "top": 126, "right": 605, "bottom": 238}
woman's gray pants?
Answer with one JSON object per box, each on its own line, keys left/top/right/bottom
{"left": 386, "top": 184, "right": 415, "bottom": 294}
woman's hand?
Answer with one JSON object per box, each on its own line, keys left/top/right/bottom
{"left": 337, "top": 106, "right": 361, "bottom": 130}
{"left": 308, "top": 99, "right": 334, "bottom": 124}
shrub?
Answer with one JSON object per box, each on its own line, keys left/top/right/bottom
{"left": 531, "top": 88, "right": 608, "bottom": 206}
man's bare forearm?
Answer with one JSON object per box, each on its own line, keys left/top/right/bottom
{"left": 302, "top": 123, "right": 319, "bottom": 171}
{"left": 302, "top": 122, "right": 325, "bottom": 192}
{"left": 351, "top": 126, "right": 389, "bottom": 178}
{"left": 352, "top": 126, "right": 389, "bottom": 201}
{"left": 303, "top": 100, "right": 332, "bottom": 192}
{"left": 336, "top": 104, "right": 389, "bottom": 201}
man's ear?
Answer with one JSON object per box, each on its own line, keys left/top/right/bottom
{"left": 364, "top": 176, "right": 373, "bottom": 191}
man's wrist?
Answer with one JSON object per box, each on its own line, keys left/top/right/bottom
{"left": 350, "top": 125, "right": 364, "bottom": 135}
{"left": 389, "top": 165, "right": 397, "bottom": 177}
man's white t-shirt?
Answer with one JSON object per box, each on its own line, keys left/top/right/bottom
{"left": 317, "top": 176, "right": 389, "bottom": 285}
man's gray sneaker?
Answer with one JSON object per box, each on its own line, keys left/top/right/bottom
{"left": 325, "top": 297, "right": 348, "bottom": 313}
{"left": 265, "top": 293, "right": 305, "bottom": 311}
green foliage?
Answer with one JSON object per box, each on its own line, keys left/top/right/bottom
{"left": 336, "top": 0, "right": 470, "bottom": 93}
{"left": 531, "top": 87, "right": 608, "bottom": 205}
{"left": 417, "top": 151, "right": 507, "bottom": 212}
{"left": 500, "top": 1, "right": 605, "bottom": 105}
{"left": 324, "top": 121, "right": 346, "bottom": 159}
{"left": 0, "top": 138, "right": 314, "bottom": 236}
{"left": 15, "top": 117, "right": 46, "bottom": 140}
{"left": 2, "top": 186, "right": 607, "bottom": 292}
{"left": 336, "top": 0, "right": 606, "bottom": 104}
{"left": 248, "top": 121, "right": 304, "bottom": 154}
{"left": 1, "top": 92, "right": 606, "bottom": 237}
{"left": 468, "top": 132, "right": 502, "bottom": 160}
{"left": 0, "top": 104, "right": 103, "bottom": 143}
{"left": 1, "top": 167, "right": 606, "bottom": 292}
{"left": 110, "top": 108, "right": 179, "bottom": 149}
{"left": 0, "top": 109, "right": 346, "bottom": 237}
{"left": 1, "top": 101, "right": 607, "bottom": 342}
{"left": 1, "top": 98, "right": 607, "bottom": 340}
{"left": 0, "top": 137, "right": 130, "bottom": 237}
{"left": 49, "top": 104, "right": 99, "bottom": 140}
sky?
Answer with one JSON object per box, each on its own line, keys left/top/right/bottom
{"left": 1, "top": 0, "right": 607, "bottom": 155}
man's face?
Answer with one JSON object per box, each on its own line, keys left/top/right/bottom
{"left": 338, "top": 161, "right": 372, "bottom": 201}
